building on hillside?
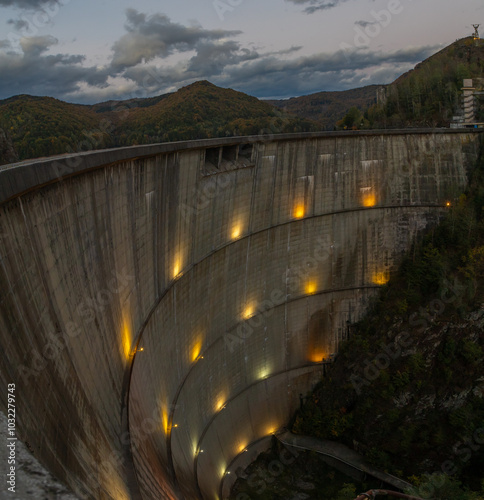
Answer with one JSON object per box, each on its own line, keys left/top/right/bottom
{"left": 451, "top": 78, "right": 484, "bottom": 128}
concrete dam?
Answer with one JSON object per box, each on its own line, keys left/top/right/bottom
{"left": 0, "top": 129, "right": 482, "bottom": 500}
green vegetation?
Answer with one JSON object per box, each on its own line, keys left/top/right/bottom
{"left": 111, "top": 81, "right": 318, "bottom": 145}
{"left": 230, "top": 441, "right": 484, "bottom": 499}
{"left": 0, "top": 95, "right": 107, "bottom": 162}
{"left": 0, "top": 81, "right": 319, "bottom": 166}
{"left": 335, "top": 106, "right": 369, "bottom": 130}
{"left": 339, "top": 37, "right": 484, "bottom": 129}
{"left": 292, "top": 138, "right": 484, "bottom": 496}
{"left": 406, "top": 473, "right": 484, "bottom": 500}
{"left": 229, "top": 438, "right": 372, "bottom": 500}
{"left": 268, "top": 85, "right": 380, "bottom": 131}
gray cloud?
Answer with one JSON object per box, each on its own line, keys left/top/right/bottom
{"left": 287, "top": 0, "right": 352, "bottom": 14}
{"left": 109, "top": 12, "right": 307, "bottom": 99}
{"left": 186, "top": 41, "right": 259, "bottom": 75}
{"left": 0, "top": 35, "right": 108, "bottom": 101}
{"left": 213, "top": 45, "right": 437, "bottom": 98}
{"left": 355, "top": 20, "right": 379, "bottom": 28}
{"left": 271, "top": 46, "right": 304, "bottom": 56}
{"left": 116, "top": 43, "right": 436, "bottom": 102}
{"left": 7, "top": 18, "right": 30, "bottom": 30}
{"left": 20, "top": 34, "right": 56, "bottom": 56}
{"left": 0, "top": 8, "right": 438, "bottom": 104}
{"left": 110, "top": 8, "right": 242, "bottom": 71}
{"left": 0, "top": 0, "right": 58, "bottom": 8}
{"left": 116, "top": 38, "right": 261, "bottom": 100}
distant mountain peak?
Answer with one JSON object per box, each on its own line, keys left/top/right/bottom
{"left": 184, "top": 80, "right": 217, "bottom": 88}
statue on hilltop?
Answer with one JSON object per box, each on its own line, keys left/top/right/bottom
{"left": 473, "top": 24, "right": 480, "bottom": 40}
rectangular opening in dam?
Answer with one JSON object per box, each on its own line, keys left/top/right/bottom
{"left": 222, "top": 145, "right": 238, "bottom": 162}
{"left": 237, "top": 143, "right": 255, "bottom": 167}
{"left": 205, "top": 147, "right": 222, "bottom": 172}
{"left": 203, "top": 144, "right": 255, "bottom": 176}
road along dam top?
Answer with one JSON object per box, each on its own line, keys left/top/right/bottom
{"left": 0, "top": 130, "right": 481, "bottom": 499}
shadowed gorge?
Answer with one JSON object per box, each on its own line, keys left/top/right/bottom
{"left": 0, "top": 130, "right": 482, "bottom": 499}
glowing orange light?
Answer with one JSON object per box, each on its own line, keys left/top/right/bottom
{"left": 305, "top": 281, "right": 317, "bottom": 295}
{"left": 309, "top": 350, "right": 326, "bottom": 363}
{"left": 446, "top": 201, "right": 451, "bottom": 207}
{"left": 362, "top": 193, "right": 377, "bottom": 207}
{"left": 238, "top": 443, "right": 248, "bottom": 454}
{"left": 173, "top": 261, "right": 181, "bottom": 278}
{"left": 121, "top": 314, "right": 132, "bottom": 361}
{"left": 294, "top": 205, "right": 305, "bottom": 219}
{"left": 215, "top": 396, "right": 226, "bottom": 412}
{"left": 161, "top": 408, "right": 169, "bottom": 434}
{"left": 372, "top": 271, "right": 390, "bottom": 286}
{"left": 243, "top": 305, "right": 255, "bottom": 320}
{"left": 191, "top": 339, "right": 203, "bottom": 363}
{"left": 232, "top": 226, "right": 241, "bottom": 239}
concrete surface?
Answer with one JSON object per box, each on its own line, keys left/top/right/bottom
{"left": 0, "top": 130, "right": 481, "bottom": 499}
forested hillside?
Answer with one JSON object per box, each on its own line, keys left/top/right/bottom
{"left": 0, "top": 81, "right": 319, "bottom": 166}
{"left": 267, "top": 85, "right": 381, "bottom": 130}
{"left": 338, "top": 37, "right": 484, "bottom": 129}
{"left": 111, "top": 80, "right": 318, "bottom": 144}
{"left": 0, "top": 95, "right": 103, "bottom": 163}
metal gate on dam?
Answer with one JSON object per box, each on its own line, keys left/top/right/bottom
{"left": 0, "top": 129, "right": 482, "bottom": 499}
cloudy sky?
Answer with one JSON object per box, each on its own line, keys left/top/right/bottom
{"left": 0, "top": 0, "right": 482, "bottom": 104}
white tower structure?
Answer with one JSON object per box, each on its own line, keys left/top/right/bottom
{"left": 463, "top": 79, "right": 476, "bottom": 123}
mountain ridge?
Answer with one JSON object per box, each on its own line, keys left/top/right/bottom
{"left": 0, "top": 80, "right": 319, "bottom": 165}
{"left": 342, "top": 36, "right": 484, "bottom": 129}
{"left": 266, "top": 84, "right": 383, "bottom": 130}
{"left": 1, "top": 37, "right": 483, "bottom": 165}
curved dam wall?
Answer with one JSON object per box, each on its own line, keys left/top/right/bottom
{"left": 0, "top": 130, "right": 481, "bottom": 500}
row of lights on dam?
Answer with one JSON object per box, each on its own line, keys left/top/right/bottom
{"left": 158, "top": 194, "right": 454, "bottom": 445}
{"left": 129, "top": 275, "right": 393, "bottom": 363}
{"left": 220, "top": 427, "right": 278, "bottom": 481}
{"left": 169, "top": 193, "right": 400, "bottom": 281}
{"left": 170, "top": 198, "right": 454, "bottom": 281}
{"left": 127, "top": 196, "right": 457, "bottom": 491}
{"left": 168, "top": 348, "right": 281, "bottom": 458}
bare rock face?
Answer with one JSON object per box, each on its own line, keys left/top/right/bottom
{"left": 0, "top": 128, "right": 18, "bottom": 165}
{"left": 0, "top": 411, "right": 79, "bottom": 499}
